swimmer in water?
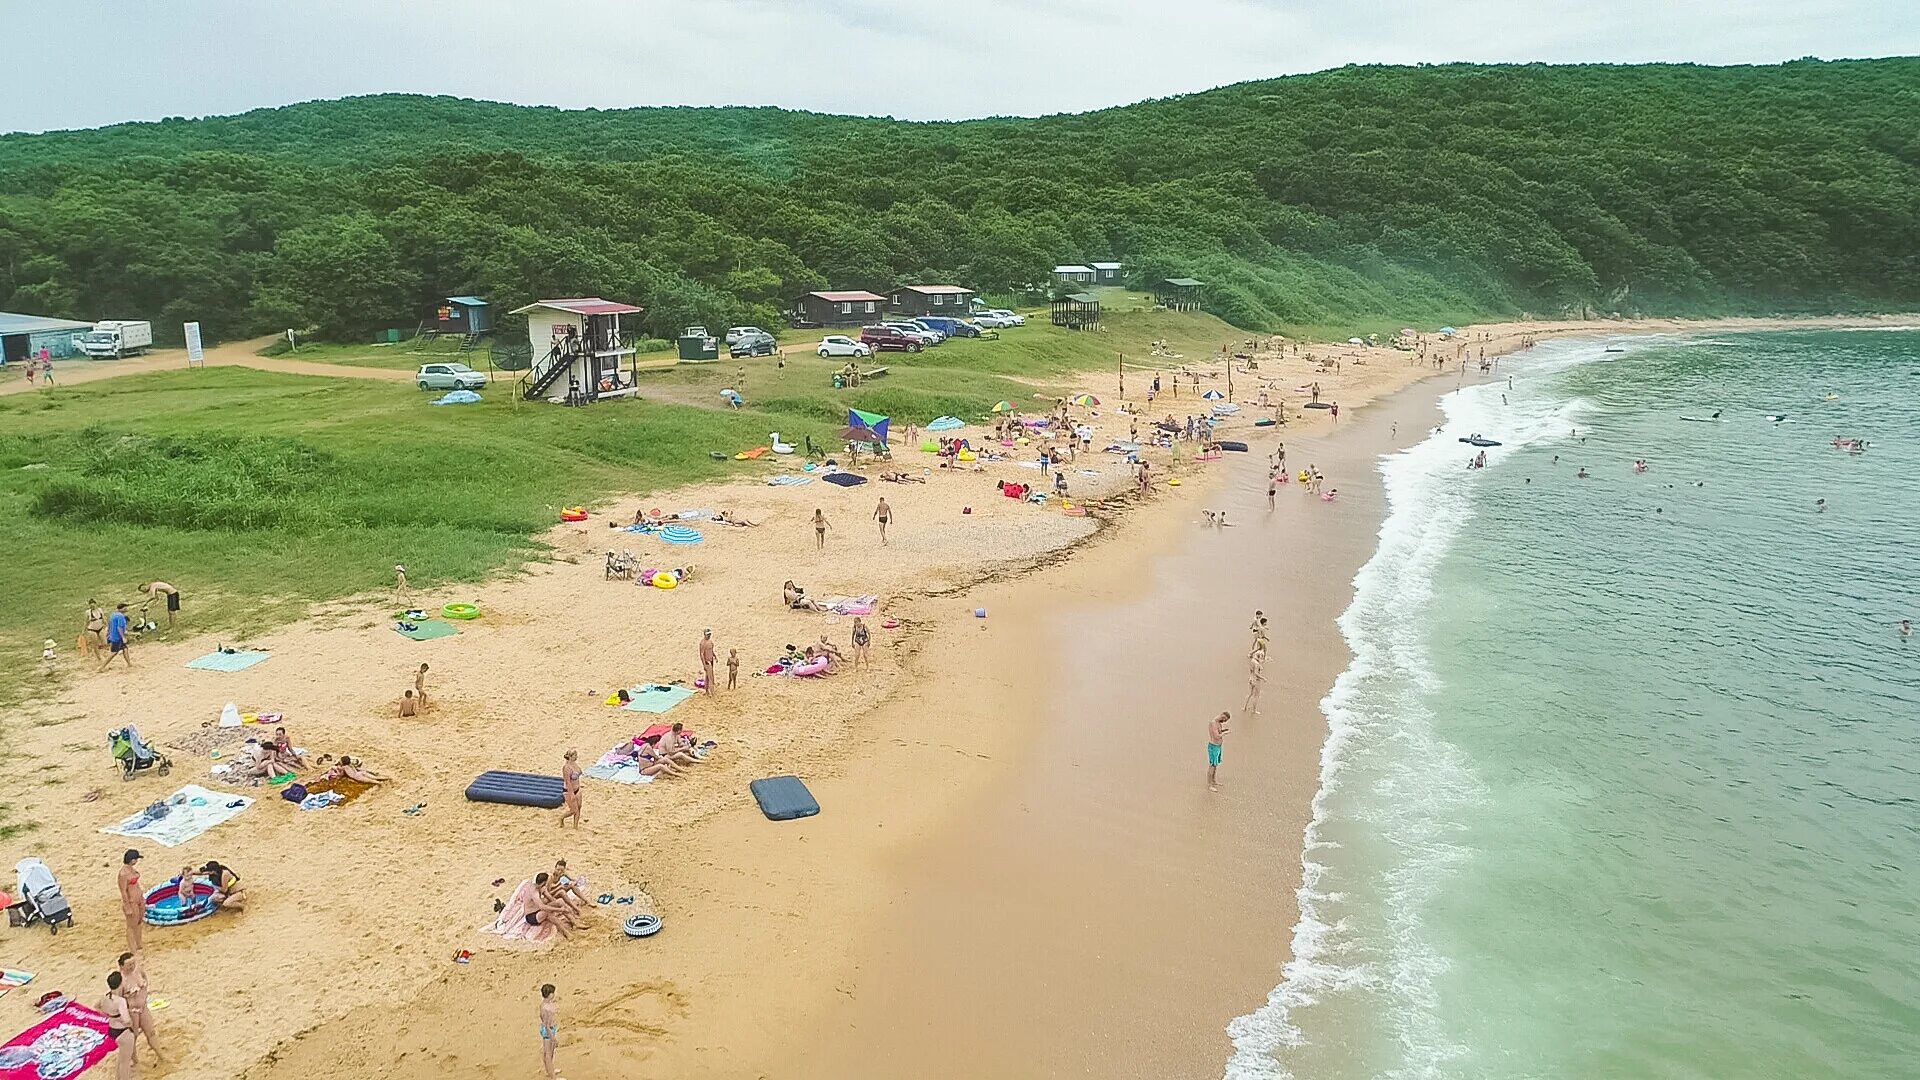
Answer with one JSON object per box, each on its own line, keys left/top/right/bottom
{"left": 1816, "top": 498, "right": 1826, "bottom": 512}
{"left": 1576, "top": 468, "right": 1590, "bottom": 479}
{"left": 1901, "top": 620, "right": 1911, "bottom": 638}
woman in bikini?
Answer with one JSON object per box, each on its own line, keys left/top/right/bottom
{"left": 98, "top": 971, "right": 136, "bottom": 1080}
{"left": 118, "top": 849, "right": 143, "bottom": 953}
{"left": 851, "top": 617, "right": 871, "bottom": 669}
{"left": 631, "top": 736, "right": 682, "bottom": 779}
{"left": 558, "top": 750, "right": 584, "bottom": 828}
{"left": 117, "top": 951, "right": 165, "bottom": 1062}
{"left": 200, "top": 861, "right": 247, "bottom": 911}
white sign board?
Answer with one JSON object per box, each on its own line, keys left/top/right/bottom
{"left": 184, "top": 322, "right": 204, "bottom": 365}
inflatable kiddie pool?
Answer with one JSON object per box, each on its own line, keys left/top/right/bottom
{"left": 144, "top": 878, "right": 219, "bottom": 926}
{"left": 442, "top": 603, "right": 481, "bottom": 621}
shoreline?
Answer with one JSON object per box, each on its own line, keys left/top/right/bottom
{"left": 1, "top": 314, "right": 1901, "bottom": 1079}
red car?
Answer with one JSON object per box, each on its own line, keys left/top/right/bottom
{"left": 860, "top": 325, "right": 924, "bottom": 353}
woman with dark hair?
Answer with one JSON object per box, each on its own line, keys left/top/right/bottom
{"left": 200, "top": 861, "right": 246, "bottom": 911}
{"left": 97, "top": 971, "right": 136, "bottom": 1080}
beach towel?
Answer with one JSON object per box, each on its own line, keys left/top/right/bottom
{"left": 102, "top": 785, "right": 253, "bottom": 848}
{"left": 926, "top": 416, "right": 965, "bottom": 432}
{"left": 431, "top": 389, "right": 482, "bottom": 405}
{"left": 659, "top": 525, "right": 704, "bottom": 545}
{"left": 821, "top": 472, "right": 867, "bottom": 487}
{"left": 393, "top": 619, "right": 458, "bottom": 641}
{"left": 766, "top": 474, "right": 814, "bottom": 486}
{"left": 619, "top": 684, "right": 695, "bottom": 714}
{"left": 185, "top": 650, "right": 270, "bottom": 672}
{"left": 0, "top": 971, "right": 32, "bottom": 1000}
{"left": 485, "top": 880, "right": 555, "bottom": 944}
{"left": 0, "top": 1002, "right": 115, "bottom": 1080}
{"left": 675, "top": 509, "right": 713, "bottom": 520}
{"left": 582, "top": 759, "right": 655, "bottom": 785}
{"left": 733, "top": 447, "right": 769, "bottom": 460}
{"left": 823, "top": 595, "right": 879, "bottom": 616}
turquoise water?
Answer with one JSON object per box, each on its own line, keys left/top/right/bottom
{"left": 1228, "top": 329, "right": 1920, "bottom": 1079}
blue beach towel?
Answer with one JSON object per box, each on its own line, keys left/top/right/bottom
{"left": 185, "top": 650, "right": 271, "bottom": 672}
{"left": 621, "top": 684, "right": 696, "bottom": 714}
{"left": 767, "top": 474, "right": 814, "bottom": 486}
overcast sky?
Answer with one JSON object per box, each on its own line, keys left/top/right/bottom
{"left": 3, "top": 0, "right": 1916, "bottom": 133}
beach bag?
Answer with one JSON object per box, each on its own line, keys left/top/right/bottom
{"left": 281, "top": 783, "right": 308, "bottom": 803}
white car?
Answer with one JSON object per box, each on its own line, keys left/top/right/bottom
{"left": 725, "top": 326, "right": 768, "bottom": 347}
{"left": 972, "top": 312, "right": 1012, "bottom": 328}
{"left": 989, "top": 309, "right": 1026, "bottom": 326}
{"left": 817, "top": 335, "right": 871, "bottom": 358}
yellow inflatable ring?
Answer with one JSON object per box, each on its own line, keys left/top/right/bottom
{"left": 442, "top": 602, "right": 481, "bottom": 620}
{"left": 653, "top": 574, "right": 678, "bottom": 590}
{"left": 958, "top": 450, "right": 977, "bottom": 462}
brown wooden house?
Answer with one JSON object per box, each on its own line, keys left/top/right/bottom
{"left": 888, "top": 284, "right": 975, "bottom": 317}
{"left": 791, "top": 290, "right": 886, "bottom": 328}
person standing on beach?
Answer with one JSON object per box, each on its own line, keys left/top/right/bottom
{"left": 538, "top": 983, "right": 560, "bottom": 1080}
{"left": 727, "top": 648, "right": 740, "bottom": 688}
{"left": 699, "top": 630, "right": 717, "bottom": 695}
{"left": 1330, "top": 402, "right": 1339, "bottom": 422}
{"left": 118, "top": 850, "right": 143, "bottom": 952}
{"left": 1208, "top": 712, "right": 1230, "bottom": 791}
{"left": 117, "top": 952, "right": 164, "bottom": 1064}
{"left": 84, "top": 599, "right": 106, "bottom": 658}
{"left": 140, "top": 581, "right": 180, "bottom": 629}
{"left": 393, "top": 563, "right": 409, "bottom": 600}
{"left": 558, "top": 750, "right": 583, "bottom": 828}
{"left": 813, "top": 509, "right": 831, "bottom": 549}
{"left": 873, "top": 497, "right": 892, "bottom": 545}
{"left": 1267, "top": 472, "right": 1277, "bottom": 510}
{"left": 851, "top": 617, "right": 871, "bottom": 669}
{"left": 414, "top": 663, "right": 430, "bottom": 709}
{"left": 1245, "top": 650, "right": 1268, "bottom": 716}
{"left": 100, "top": 603, "right": 132, "bottom": 671}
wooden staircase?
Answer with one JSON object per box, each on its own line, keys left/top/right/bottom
{"left": 521, "top": 346, "right": 570, "bottom": 401}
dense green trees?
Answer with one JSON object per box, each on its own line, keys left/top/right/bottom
{"left": 2, "top": 60, "right": 1915, "bottom": 343}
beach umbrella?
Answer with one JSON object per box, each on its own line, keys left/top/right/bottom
{"left": 846, "top": 407, "right": 890, "bottom": 444}
{"left": 838, "top": 424, "right": 877, "bottom": 441}
{"left": 991, "top": 400, "right": 1015, "bottom": 413}
{"left": 1070, "top": 393, "right": 1100, "bottom": 407}
{"left": 1439, "top": 326, "right": 1458, "bottom": 336}
{"left": 1201, "top": 389, "right": 1226, "bottom": 400}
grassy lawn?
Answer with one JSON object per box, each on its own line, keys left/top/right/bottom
{"left": 0, "top": 307, "right": 1241, "bottom": 707}
{"left": 269, "top": 335, "right": 480, "bottom": 371}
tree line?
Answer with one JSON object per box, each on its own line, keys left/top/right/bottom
{"left": 1, "top": 59, "right": 1915, "bottom": 344}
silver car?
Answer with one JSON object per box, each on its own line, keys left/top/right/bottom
{"left": 416, "top": 362, "right": 489, "bottom": 391}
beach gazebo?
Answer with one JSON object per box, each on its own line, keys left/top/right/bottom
{"left": 1153, "top": 278, "right": 1204, "bottom": 312}
{"left": 1050, "top": 292, "right": 1102, "bottom": 331}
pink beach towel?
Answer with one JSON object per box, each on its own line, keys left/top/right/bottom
{"left": 0, "top": 1002, "right": 116, "bottom": 1079}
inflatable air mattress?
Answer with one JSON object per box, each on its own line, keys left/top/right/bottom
{"left": 1216, "top": 441, "right": 1249, "bottom": 452}
{"left": 750, "top": 775, "right": 820, "bottom": 821}
{"left": 465, "top": 771, "right": 566, "bottom": 809}
{"left": 821, "top": 473, "right": 868, "bottom": 487}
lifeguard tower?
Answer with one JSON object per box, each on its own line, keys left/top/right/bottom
{"left": 511, "top": 297, "right": 645, "bottom": 404}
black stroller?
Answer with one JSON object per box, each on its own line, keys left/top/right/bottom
{"left": 109, "top": 724, "right": 171, "bottom": 782}
{"left": 9, "top": 858, "right": 74, "bottom": 934}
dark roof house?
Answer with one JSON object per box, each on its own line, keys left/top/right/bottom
{"left": 792, "top": 290, "right": 887, "bottom": 328}
{"left": 888, "top": 284, "right": 975, "bottom": 317}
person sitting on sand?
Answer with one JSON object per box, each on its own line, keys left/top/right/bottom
{"left": 550, "top": 859, "right": 593, "bottom": 914}
{"left": 783, "top": 580, "right": 826, "bottom": 612}
{"left": 630, "top": 735, "right": 684, "bottom": 778}
{"left": 538, "top": 870, "right": 589, "bottom": 922}
{"left": 656, "top": 723, "right": 704, "bottom": 768}
{"left": 524, "top": 875, "right": 575, "bottom": 939}
{"left": 813, "top": 634, "right": 846, "bottom": 664}
{"left": 270, "top": 727, "right": 309, "bottom": 771}
{"left": 239, "top": 739, "right": 281, "bottom": 780}
{"left": 199, "top": 860, "right": 246, "bottom": 911}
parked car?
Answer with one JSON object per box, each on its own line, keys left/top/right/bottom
{"left": 972, "top": 312, "right": 1012, "bottom": 329}
{"left": 416, "top": 362, "right": 488, "bottom": 391}
{"left": 729, "top": 330, "right": 778, "bottom": 357}
{"left": 911, "top": 319, "right": 961, "bottom": 341}
{"left": 917, "top": 316, "right": 981, "bottom": 338}
{"left": 860, "top": 325, "right": 925, "bottom": 353}
{"left": 988, "top": 309, "right": 1026, "bottom": 326}
{"left": 817, "top": 335, "right": 871, "bottom": 358}
{"left": 725, "top": 326, "right": 768, "bottom": 347}
{"left": 883, "top": 322, "right": 941, "bottom": 346}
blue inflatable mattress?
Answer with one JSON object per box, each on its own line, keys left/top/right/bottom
{"left": 750, "top": 775, "right": 820, "bottom": 821}
{"left": 465, "top": 771, "right": 566, "bottom": 809}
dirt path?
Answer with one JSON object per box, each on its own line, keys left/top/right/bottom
{"left": 0, "top": 336, "right": 416, "bottom": 395}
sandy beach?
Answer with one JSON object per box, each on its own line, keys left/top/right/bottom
{"left": 1, "top": 313, "right": 1906, "bottom": 1079}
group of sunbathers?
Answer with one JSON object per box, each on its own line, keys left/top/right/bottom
{"left": 524, "top": 859, "right": 592, "bottom": 939}
{"left": 239, "top": 728, "right": 306, "bottom": 779}
{"left": 613, "top": 722, "right": 706, "bottom": 779}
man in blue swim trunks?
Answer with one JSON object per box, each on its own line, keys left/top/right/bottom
{"left": 1208, "top": 711, "right": 1230, "bottom": 791}
{"left": 100, "top": 602, "right": 133, "bottom": 671}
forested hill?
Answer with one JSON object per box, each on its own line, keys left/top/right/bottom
{"left": 2, "top": 59, "right": 1916, "bottom": 343}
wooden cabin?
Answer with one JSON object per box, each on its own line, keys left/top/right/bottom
{"left": 1050, "top": 292, "right": 1102, "bottom": 331}
{"left": 1090, "top": 261, "right": 1123, "bottom": 284}
{"left": 436, "top": 296, "right": 491, "bottom": 336}
{"left": 1153, "top": 278, "right": 1205, "bottom": 312}
{"left": 1052, "top": 265, "right": 1096, "bottom": 286}
{"left": 791, "top": 290, "right": 886, "bottom": 328}
{"left": 510, "top": 297, "right": 645, "bottom": 404}
{"left": 888, "top": 284, "right": 975, "bottom": 317}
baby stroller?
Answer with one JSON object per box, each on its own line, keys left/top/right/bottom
{"left": 9, "top": 859, "right": 74, "bottom": 935}
{"left": 109, "top": 725, "right": 171, "bottom": 782}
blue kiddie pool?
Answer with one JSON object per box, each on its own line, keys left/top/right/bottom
{"left": 144, "top": 878, "right": 218, "bottom": 926}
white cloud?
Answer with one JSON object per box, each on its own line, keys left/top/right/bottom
{"left": 2, "top": 0, "right": 1915, "bottom": 132}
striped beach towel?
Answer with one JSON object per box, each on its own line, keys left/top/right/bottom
{"left": 767, "top": 474, "right": 814, "bottom": 486}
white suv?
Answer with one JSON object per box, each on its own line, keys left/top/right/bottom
{"left": 725, "top": 326, "right": 767, "bottom": 347}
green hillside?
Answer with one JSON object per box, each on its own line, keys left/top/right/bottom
{"left": 1, "top": 60, "right": 1915, "bottom": 343}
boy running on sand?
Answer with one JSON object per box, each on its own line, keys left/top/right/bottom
{"left": 1208, "top": 712, "right": 1230, "bottom": 791}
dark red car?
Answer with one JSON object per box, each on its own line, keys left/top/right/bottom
{"left": 860, "top": 325, "right": 924, "bottom": 353}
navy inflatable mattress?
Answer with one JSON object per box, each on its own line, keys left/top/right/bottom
{"left": 750, "top": 775, "right": 820, "bottom": 821}
{"left": 465, "top": 771, "right": 566, "bottom": 809}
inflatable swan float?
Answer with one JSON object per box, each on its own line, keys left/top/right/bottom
{"left": 770, "top": 432, "right": 795, "bottom": 455}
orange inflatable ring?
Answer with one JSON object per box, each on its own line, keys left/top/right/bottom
{"left": 560, "top": 506, "right": 589, "bottom": 522}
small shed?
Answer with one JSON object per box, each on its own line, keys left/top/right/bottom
{"left": 1050, "top": 292, "right": 1102, "bottom": 331}
{"left": 792, "top": 290, "right": 886, "bottom": 328}
{"left": 436, "top": 296, "right": 491, "bottom": 335}
{"left": 1154, "top": 278, "right": 1205, "bottom": 312}
{"left": 889, "top": 284, "right": 975, "bottom": 318}
{"left": 0, "top": 311, "right": 92, "bottom": 363}
{"left": 509, "top": 297, "right": 645, "bottom": 404}
{"left": 1052, "top": 265, "right": 1096, "bottom": 286}
{"left": 1090, "top": 261, "right": 1123, "bottom": 284}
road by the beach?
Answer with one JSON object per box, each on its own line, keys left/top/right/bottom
{"left": 0, "top": 336, "right": 415, "bottom": 395}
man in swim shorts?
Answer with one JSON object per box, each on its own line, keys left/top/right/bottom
{"left": 142, "top": 581, "right": 180, "bottom": 628}
{"left": 1208, "top": 711, "right": 1230, "bottom": 792}
{"left": 538, "top": 983, "right": 560, "bottom": 1079}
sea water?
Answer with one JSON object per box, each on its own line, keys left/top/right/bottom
{"left": 1227, "top": 329, "right": 1920, "bottom": 1079}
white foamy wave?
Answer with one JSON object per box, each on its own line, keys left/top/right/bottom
{"left": 1224, "top": 341, "right": 1608, "bottom": 1080}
